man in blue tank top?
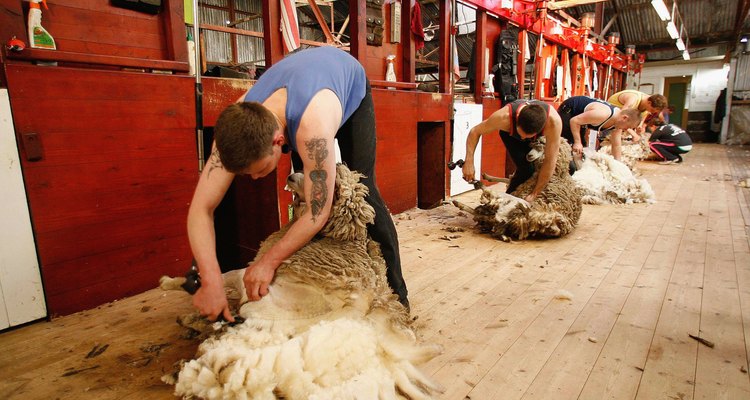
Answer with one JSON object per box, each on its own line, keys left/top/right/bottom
{"left": 461, "top": 99, "right": 563, "bottom": 200}
{"left": 558, "top": 95, "right": 641, "bottom": 163}
{"left": 187, "top": 46, "right": 409, "bottom": 322}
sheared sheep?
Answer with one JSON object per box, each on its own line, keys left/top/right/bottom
{"left": 453, "top": 138, "right": 582, "bottom": 241}
{"left": 572, "top": 148, "right": 655, "bottom": 205}
{"left": 161, "top": 164, "right": 442, "bottom": 400}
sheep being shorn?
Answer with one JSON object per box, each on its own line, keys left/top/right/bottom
{"left": 572, "top": 149, "right": 656, "bottom": 205}
{"left": 453, "top": 138, "right": 583, "bottom": 241}
{"left": 162, "top": 164, "right": 442, "bottom": 400}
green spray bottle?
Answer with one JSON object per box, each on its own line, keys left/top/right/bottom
{"left": 27, "top": 0, "right": 56, "bottom": 50}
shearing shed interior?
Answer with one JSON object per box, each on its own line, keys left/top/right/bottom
{"left": 1, "top": 0, "right": 750, "bottom": 399}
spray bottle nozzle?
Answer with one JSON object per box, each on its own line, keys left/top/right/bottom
{"left": 29, "top": 0, "right": 49, "bottom": 10}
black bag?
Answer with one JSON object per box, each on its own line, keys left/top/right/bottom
{"left": 492, "top": 27, "right": 519, "bottom": 105}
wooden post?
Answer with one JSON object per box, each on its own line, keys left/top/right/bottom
{"left": 474, "top": 10, "right": 488, "bottom": 103}
{"left": 349, "top": 0, "right": 367, "bottom": 63}
{"left": 401, "top": 0, "right": 415, "bottom": 83}
{"left": 438, "top": 0, "right": 451, "bottom": 93}
{"left": 262, "top": 0, "right": 284, "bottom": 65}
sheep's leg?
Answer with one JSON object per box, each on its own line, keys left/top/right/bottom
{"left": 451, "top": 200, "right": 478, "bottom": 215}
{"left": 159, "top": 276, "right": 186, "bottom": 291}
{"left": 481, "top": 172, "right": 510, "bottom": 184}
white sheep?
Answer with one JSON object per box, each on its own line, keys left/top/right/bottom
{"left": 453, "top": 138, "right": 583, "bottom": 241}
{"left": 161, "top": 164, "right": 441, "bottom": 400}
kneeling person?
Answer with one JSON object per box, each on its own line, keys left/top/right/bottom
{"left": 462, "top": 99, "right": 563, "bottom": 203}
{"left": 648, "top": 123, "right": 692, "bottom": 164}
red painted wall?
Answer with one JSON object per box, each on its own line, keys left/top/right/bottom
{"left": 6, "top": 65, "right": 196, "bottom": 316}
{"left": 372, "top": 89, "right": 453, "bottom": 213}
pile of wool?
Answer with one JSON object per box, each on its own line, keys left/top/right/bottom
{"left": 598, "top": 131, "right": 652, "bottom": 171}
{"left": 163, "top": 164, "right": 441, "bottom": 400}
{"left": 572, "top": 149, "right": 656, "bottom": 205}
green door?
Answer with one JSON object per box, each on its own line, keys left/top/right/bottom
{"left": 667, "top": 82, "right": 687, "bottom": 128}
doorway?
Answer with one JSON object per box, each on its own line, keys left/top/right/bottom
{"left": 664, "top": 76, "right": 691, "bottom": 129}
{"left": 417, "top": 122, "right": 446, "bottom": 209}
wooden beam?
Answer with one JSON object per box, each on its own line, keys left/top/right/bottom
{"left": 348, "top": 0, "right": 366, "bottom": 63}
{"left": 401, "top": 0, "right": 415, "bottom": 83}
{"left": 262, "top": 0, "right": 284, "bottom": 65}
{"left": 306, "top": 0, "right": 336, "bottom": 43}
{"left": 593, "top": 1, "right": 604, "bottom": 34}
{"left": 547, "top": 0, "right": 607, "bottom": 11}
{"left": 600, "top": 14, "right": 617, "bottom": 38}
{"left": 438, "top": 0, "right": 451, "bottom": 93}
{"left": 474, "top": 10, "right": 488, "bottom": 102}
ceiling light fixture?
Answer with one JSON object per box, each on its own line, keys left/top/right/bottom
{"left": 676, "top": 38, "right": 685, "bottom": 51}
{"left": 666, "top": 21, "right": 679, "bottom": 39}
{"left": 651, "top": 0, "right": 671, "bottom": 21}
{"left": 682, "top": 50, "right": 690, "bottom": 60}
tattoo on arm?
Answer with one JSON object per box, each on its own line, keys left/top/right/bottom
{"left": 206, "top": 148, "right": 224, "bottom": 178}
{"left": 304, "top": 138, "right": 329, "bottom": 221}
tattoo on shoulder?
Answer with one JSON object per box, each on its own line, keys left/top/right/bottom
{"left": 304, "top": 138, "right": 329, "bottom": 221}
{"left": 207, "top": 148, "right": 224, "bottom": 178}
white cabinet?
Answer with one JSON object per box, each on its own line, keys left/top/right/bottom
{"left": 0, "top": 89, "right": 47, "bottom": 328}
{"left": 451, "top": 103, "right": 483, "bottom": 196}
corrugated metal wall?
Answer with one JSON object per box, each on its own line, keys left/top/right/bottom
{"left": 734, "top": 52, "right": 750, "bottom": 92}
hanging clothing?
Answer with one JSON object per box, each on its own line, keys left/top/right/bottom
{"left": 411, "top": 2, "right": 425, "bottom": 51}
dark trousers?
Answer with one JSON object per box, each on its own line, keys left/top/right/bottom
{"left": 499, "top": 131, "right": 534, "bottom": 194}
{"left": 649, "top": 141, "right": 688, "bottom": 162}
{"left": 556, "top": 103, "right": 582, "bottom": 175}
{"left": 558, "top": 102, "right": 578, "bottom": 145}
{"left": 292, "top": 82, "right": 409, "bottom": 306}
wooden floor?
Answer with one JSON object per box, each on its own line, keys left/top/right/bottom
{"left": 2, "top": 143, "right": 750, "bottom": 400}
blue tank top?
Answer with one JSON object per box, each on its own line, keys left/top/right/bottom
{"left": 244, "top": 46, "right": 367, "bottom": 152}
{"left": 561, "top": 96, "right": 617, "bottom": 132}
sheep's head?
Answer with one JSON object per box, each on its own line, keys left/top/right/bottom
{"left": 285, "top": 164, "right": 374, "bottom": 242}
{"left": 525, "top": 136, "right": 573, "bottom": 178}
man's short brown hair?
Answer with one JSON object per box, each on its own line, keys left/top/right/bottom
{"left": 518, "top": 104, "right": 548, "bottom": 135}
{"left": 648, "top": 94, "right": 668, "bottom": 110}
{"left": 620, "top": 108, "right": 642, "bottom": 127}
{"left": 214, "top": 102, "right": 278, "bottom": 173}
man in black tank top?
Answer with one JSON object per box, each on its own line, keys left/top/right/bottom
{"left": 558, "top": 95, "right": 642, "bottom": 164}
{"left": 461, "top": 99, "right": 563, "bottom": 201}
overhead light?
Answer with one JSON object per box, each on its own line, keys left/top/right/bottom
{"left": 500, "top": 0, "right": 513, "bottom": 9}
{"left": 608, "top": 32, "right": 621, "bottom": 45}
{"left": 581, "top": 12, "right": 595, "bottom": 29}
{"left": 741, "top": 36, "right": 748, "bottom": 43}
{"left": 682, "top": 50, "right": 690, "bottom": 60}
{"left": 666, "top": 21, "right": 679, "bottom": 39}
{"left": 651, "top": 0, "right": 671, "bottom": 21}
{"left": 676, "top": 38, "right": 685, "bottom": 50}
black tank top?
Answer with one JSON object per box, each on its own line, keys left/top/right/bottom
{"left": 560, "top": 96, "right": 616, "bottom": 132}
{"left": 500, "top": 99, "right": 551, "bottom": 139}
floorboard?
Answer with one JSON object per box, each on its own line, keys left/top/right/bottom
{"left": 1, "top": 143, "right": 749, "bottom": 400}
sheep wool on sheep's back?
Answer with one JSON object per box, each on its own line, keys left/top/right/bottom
{"left": 162, "top": 164, "right": 442, "bottom": 400}
{"left": 453, "top": 137, "right": 583, "bottom": 241}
